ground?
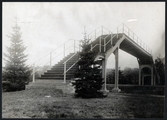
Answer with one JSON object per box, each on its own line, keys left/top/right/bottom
{"left": 2, "top": 80, "right": 165, "bottom": 118}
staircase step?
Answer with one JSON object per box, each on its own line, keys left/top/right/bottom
{"left": 51, "top": 67, "right": 77, "bottom": 70}
{"left": 53, "top": 62, "right": 78, "bottom": 66}
{"left": 41, "top": 74, "right": 74, "bottom": 77}
{"left": 52, "top": 64, "right": 78, "bottom": 68}
{"left": 50, "top": 67, "right": 78, "bottom": 71}
{"left": 45, "top": 70, "right": 77, "bottom": 74}
{"left": 39, "top": 77, "right": 73, "bottom": 80}
{"left": 40, "top": 52, "right": 79, "bottom": 80}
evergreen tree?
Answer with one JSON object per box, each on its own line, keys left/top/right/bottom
{"left": 155, "top": 55, "right": 165, "bottom": 85}
{"left": 72, "top": 33, "right": 105, "bottom": 98}
{"left": 3, "top": 21, "right": 30, "bottom": 91}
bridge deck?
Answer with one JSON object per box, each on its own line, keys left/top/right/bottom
{"left": 91, "top": 33, "right": 153, "bottom": 65}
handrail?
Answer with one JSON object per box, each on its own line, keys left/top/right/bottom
{"left": 90, "top": 23, "right": 152, "bottom": 56}
{"left": 88, "top": 26, "right": 111, "bottom": 43}
{"left": 63, "top": 52, "right": 78, "bottom": 64}
{"left": 31, "top": 39, "right": 80, "bottom": 82}
{"left": 30, "top": 46, "right": 76, "bottom": 76}
{"left": 91, "top": 28, "right": 122, "bottom": 51}
{"left": 63, "top": 57, "right": 81, "bottom": 75}
{"left": 88, "top": 26, "right": 101, "bottom": 36}
{"left": 103, "top": 26, "right": 111, "bottom": 33}
{"left": 32, "top": 39, "right": 80, "bottom": 65}
{"left": 122, "top": 23, "right": 152, "bottom": 55}
{"left": 63, "top": 52, "right": 79, "bottom": 83}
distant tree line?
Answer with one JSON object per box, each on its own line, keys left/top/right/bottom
{"left": 106, "top": 56, "right": 165, "bottom": 85}
{"left": 106, "top": 67, "right": 139, "bottom": 84}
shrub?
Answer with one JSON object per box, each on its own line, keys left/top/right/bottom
{"left": 2, "top": 81, "right": 12, "bottom": 92}
{"left": 2, "top": 80, "right": 26, "bottom": 92}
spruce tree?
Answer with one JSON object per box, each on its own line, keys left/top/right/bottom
{"left": 72, "top": 33, "right": 105, "bottom": 98}
{"left": 3, "top": 21, "right": 30, "bottom": 90}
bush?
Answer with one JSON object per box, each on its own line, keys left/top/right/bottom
{"left": 2, "top": 80, "right": 26, "bottom": 92}
{"left": 2, "top": 69, "right": 29, "bottom": 92}
{"left": 2, "top": 81, "right": 11, "bottom": 92}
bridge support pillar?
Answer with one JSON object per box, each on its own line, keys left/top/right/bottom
{"left": 139, "top": 65, "right": 141, "bottom": 85}
{"left": 102, "top": 58, "right": 109, "bottom": 92}
{"left": 112, "top": 47, "right": 121, "bottom": 92}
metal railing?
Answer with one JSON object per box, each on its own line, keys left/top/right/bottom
{"left": 89, "top": 23, "right": 152, "bottom": 56}
{"left": 63, "top": 53, "right": 80, "bottom": 83}
{"left": 30, "top": 39, "right": 81, "bottom": 82}
{"left": 88, "top": 26, "right": 111, "bottom": 43}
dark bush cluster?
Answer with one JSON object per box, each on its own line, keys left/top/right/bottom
{"left": 2, "top": 71, "right": 29, "bottom": 92}
{"left": 2, "top": 81, "right": 25, "bottom": 92}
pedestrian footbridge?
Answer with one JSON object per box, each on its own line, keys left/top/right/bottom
{"left": 31, "top": 23, "right": 158, "bottom": 92}
{"left": 89, "top": 24, "right": 157, "bottom": 92}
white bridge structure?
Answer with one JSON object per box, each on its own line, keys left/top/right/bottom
{"left": 31, "top": 23, "right": 158, "bottom": 92}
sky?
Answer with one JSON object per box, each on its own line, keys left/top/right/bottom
{"left": 2, "top": 2, "right": 165, "bottom": 69}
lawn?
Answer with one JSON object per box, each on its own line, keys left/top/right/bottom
{"left": 2, "top": 80, "right": 165, "bottom": 118}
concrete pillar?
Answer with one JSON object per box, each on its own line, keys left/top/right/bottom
{"left": 115, "top": 48, "right": 119, "bottom": 89}
{"left": 151, "top": 66, "right": 154, "bottom": 85}
{"left": 112, "top": 47, "right": 121, "bottom": 92}
{"left": 139, "top": 66, "right": 141, "bottom": 85}
{"left": 102, "top": 58, "right": 109, "bottom": 92}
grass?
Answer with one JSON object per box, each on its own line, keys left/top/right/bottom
{"left": 2, "top": 80, "right": 165, "bottom": 118}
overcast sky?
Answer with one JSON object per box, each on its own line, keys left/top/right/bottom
{"left": 2, "top": 2, "right": 165, "bottom": 69}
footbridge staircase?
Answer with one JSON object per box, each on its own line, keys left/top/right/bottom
{"left": 31, "top": 23, "right": 157, "bottom": 92}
